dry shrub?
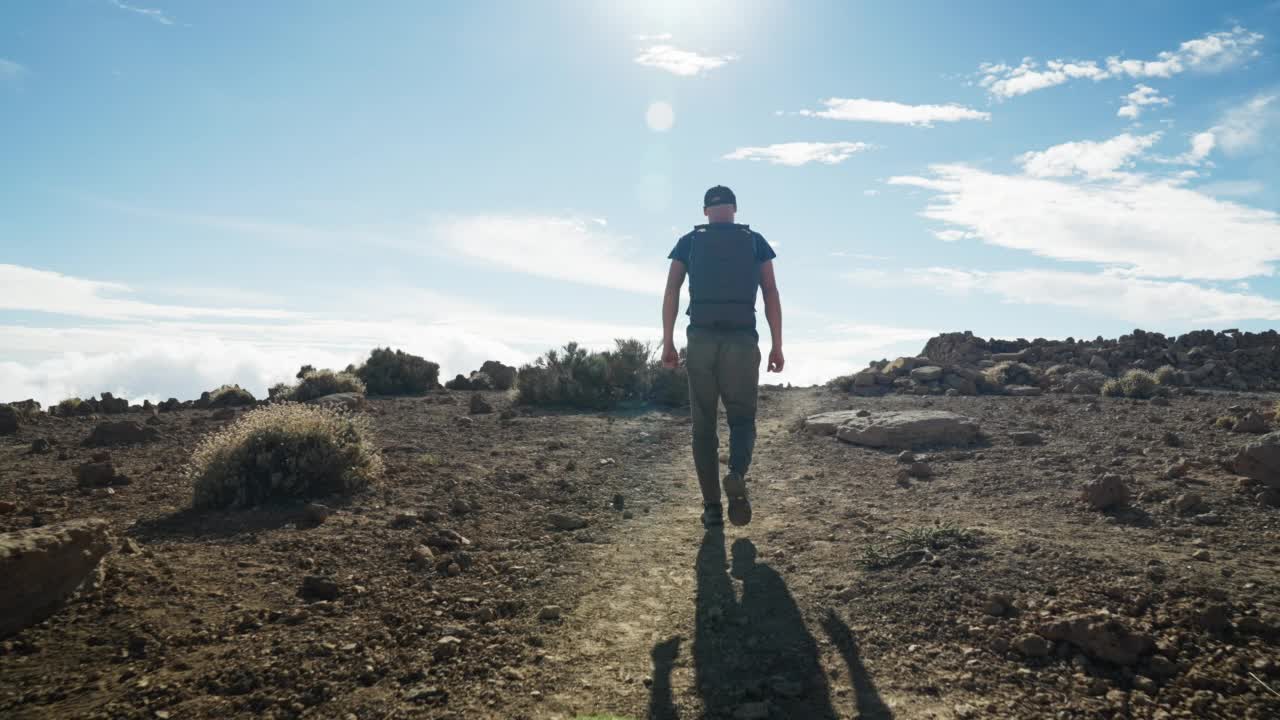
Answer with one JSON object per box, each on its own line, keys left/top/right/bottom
{"left": 207, "top": 384, "right": 256, "bottom": 408}
{"left": 189, "top": 402, "right": 382, "bottom": 510}
{"left": 290, "top": 369, "right": 366, "bottom": 402}
{"left": 1101, "top": 369, "right": 1161, "bottom": 399}
{"left": 1154, "top": 365, "right": 1183, "bottom": 386}
{"left": 354, "top": 347, "right": 440, "bottom": 396}
{"left": 983, "top": 361, "right": 1036, "bottom": 387}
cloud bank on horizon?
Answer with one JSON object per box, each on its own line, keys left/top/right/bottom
{"left": 1, "top": 3, "right": 1278, "bottom": 406}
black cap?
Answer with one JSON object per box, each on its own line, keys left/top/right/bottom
{"left": 704, "top": 185, "right": 736, "bottom": 208}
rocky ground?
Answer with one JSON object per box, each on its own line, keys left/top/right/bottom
{"left": 2, "top": 386, "right": 1279, "bottom": 719}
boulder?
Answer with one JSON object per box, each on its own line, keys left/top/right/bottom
{"left": 82, "top": 421, "right": 159, "bottom": 447}
{"left": 469, "top": 393, "right": 493, "bottom": 415}
{"left": 97, "top": 393, "right": 129, "bottom": 414}
{"left": 548, "top": 512, "right": 588, "bottom": 531}
{"left": 1081, "top": 474, "right": 1129, "bottom": 510}
{"left": 1230, "top": 410, "right": 1269, "bottom": 434}
{"left": 75, "top": 461, "right": 118, "bottom": 488}
{"left": 807, "top": 410, "right": 980, "bottom": 449}
{"left": 909, "top": 366, "right": 943, "bottom": 383}
{"left": 0, "top": 405, "right": 18, "bottom": 435}
{"left": 1234, "top": 432, "right": 1280, "bottom": 489}
{"left": 1039, "top": 613, "right": 1154, "bottom": 666}
{"left": 310, "top": 392, "right": 367, "bottom": 412}
{"left": 0, "top": 518, "right": 112, "bottom": 637}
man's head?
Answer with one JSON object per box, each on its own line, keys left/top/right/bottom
{"left": 703, "top": 185, "right": 736, "bottom": 223}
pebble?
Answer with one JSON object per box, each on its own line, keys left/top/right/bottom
{"left": 538, "top": 605, "right": 562, "bottom": 621}
{"left": 1191, "top": 549, "right": 1211, "bottom": 561}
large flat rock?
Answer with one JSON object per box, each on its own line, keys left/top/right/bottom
{"left": 806, "top": 410, "right": 980, "bottom": 449}
{"left": 1, "top": 518, "right": 112, "bottom": 637}
{"left": 1235, "top": 431, "right": 1280, "bottom": 489}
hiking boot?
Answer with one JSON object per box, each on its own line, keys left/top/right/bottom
{"left": 701, "top": 503, "right": 724, "bottom": 529}
{"left": 723, "top": 471, "right": 752, "bottom": 526}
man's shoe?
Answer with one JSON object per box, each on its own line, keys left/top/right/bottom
{"left": 701, "top": 503, "right": 724, "bottom": 529}
{"left": 723, "top": 471, "right": 752, "bottom": 526}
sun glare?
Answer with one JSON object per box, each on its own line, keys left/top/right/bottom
{"left": 645, "top": 101, "right": 675, "bottom": 132}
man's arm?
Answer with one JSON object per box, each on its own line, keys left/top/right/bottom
{"left": 760, "top": 260, "right": 784, "bottom": 372}
{"left": 662, "top": 260, "right": 687, "bottom": 368}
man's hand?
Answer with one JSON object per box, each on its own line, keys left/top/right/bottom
{"left": 662, "top": 342, "right": 680, "bottom": 369}
{"left": 768, "top": 346, "right": 785, "bottom": 373}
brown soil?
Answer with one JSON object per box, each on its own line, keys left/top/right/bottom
{"left": 2, "top": 388, "right": 1279, "bottom": 720}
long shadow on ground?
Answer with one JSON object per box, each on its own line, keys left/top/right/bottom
{"left": 648, "top": 530, "right": 892, "bottom": 719}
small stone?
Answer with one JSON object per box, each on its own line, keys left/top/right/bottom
{"left": 1009, "top": 431, "right": 1043, "bottom": 446}
{"left": 410, "top": 545, "right": 434, "bottom": 566}
{"left": 298, "top": 575, "right": 339, "bottom": 601}
{"left": 1191, "top": 549, "right": 1211, "bottom": 562}
{"left": 303, "top": 503, "right": 332, "bottom": 525}
{"left": 611, "top": 493, "right": 625, "bottom": 510}
{"left": 1014, "top": 633, "right": 1051, "bottom": 657}
{"left": 984, "top": 599, "right": 1007, "bottom": 617}
{"left": 433, "top": 636, "right": 462, "bottom": 660}
{"left": 1172, "top": 492, "right": 1204, "bottom": 515}
{"left": 907, "top": 462, "right": 932, "bottom": 479}
{"left": 119, "top": 538, "right": 143, "bottom": 555}
{"left": 548, "top": 512, "right": 588, "bottom": 531}
{"left": 0, "top": 501, "right": 15, "bottom": 514}
{"left": 732, "top": 702, "right": 769, "bottom": 720}
{"left": 468, "top": 393, "right": 492, "bottom": 415}
{"left": 1081, "top": 474, "right": 1129, "bottom": 511}
{"left": 538, "top": 605, "right": 562, "bottom": 621}
{"left": 896, "top": 450, "right": 916, "bottom": 463}
{"left": 75, "top": 461, "right": 116, "bottom": 488}
{"left": 29, "top": 438, "right": 52, "bottom": 455}
{"left": 390, "top": 511, "right": 418, "bottom": 528}
{"left": 449, "top": 498, "right": 471, "bottom": 515}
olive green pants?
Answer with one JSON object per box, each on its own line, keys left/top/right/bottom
{"left": 685, "top": 327, "right": 761, "bottom": 506}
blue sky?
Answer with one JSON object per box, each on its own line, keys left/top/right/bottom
{"left": 2, "top": 1, "right": 1280, "bottom": 404}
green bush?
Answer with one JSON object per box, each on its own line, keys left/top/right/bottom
{"left": 516, "top": 340, "right": 689, "bottom": 410}
{"left": 56, "top": 397, "right": 85, "bottom": 416}
{"left": 1101, "top": 369, "right": 1161, "bottom": 399}
{"left": 291, "top": 369, "right": 366, "bottom": 402}
{"left": 189, "top": 402, "right": 382, "bottom": 510}
{"left": 207, "top": 384, "right": 256, "bottom": 408}
{"left": 353, "top": 347, "right": 440, "bottom": 395}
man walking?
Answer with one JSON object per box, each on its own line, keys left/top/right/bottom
{"left": 662, "top": 186, "right": 784, "bottom": 528}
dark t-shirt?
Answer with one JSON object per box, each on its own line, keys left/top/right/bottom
{"left": 668, "top": 224, "right": 776, "bottom": 266}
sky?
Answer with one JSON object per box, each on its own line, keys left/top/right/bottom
{"left": 2, "top": 0, "right": 1280, "bottom": 405}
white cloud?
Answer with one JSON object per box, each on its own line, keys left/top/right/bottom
{"left": 433, "top": 215, "right": 662, "bottom": 295}
{"left": 888, "top": 165, "right": 1280, "bottom": 280}
{"left": 932, "top": 229, "right": 976, "bottom": 242}
{"left": 1211, "top": 93, "right": 1278, "bottom": 154}
{"left": 634, "top": 44, "right": 735, "bottom": 76}
{"left": 0, "top": 58, "right": 25, "bottom": 79}
{"left": 980, "top": 27, "right": 1264, "bottom": 99}
{"left": 1118, "top": 84, "right": 1170, "bottom": 119}
{"left": 863, "top": 189, "right": 880, "bottom": 197}
{"left": 1196, "top": 179, "right": 1265, "bottom": 197}
{"left": 723, "top": 141, "right": 871, "bottom": 166}
{"left": 845, "top": 267, "right": 1280, "bottom": 325}
{"left": 634, "top": 33, "right": 673, "bottom": 42}
{"left": 798, "top": 98, "right": 989, "bottom": 126}
{"left": 1017, "top": 132, "right": 1162, "bottom": 180}
{"left": 979, "top": 59, "right": 1108, "bottom": 99}
{"left": 109, "top": 0, "right": 174, "bottom": 25}
{"left": 0, "top": 264, "right": 298, "bottom": 321}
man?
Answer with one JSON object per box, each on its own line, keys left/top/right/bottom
{"left": 662, "top": 185, "right": 784, "bottom": 528}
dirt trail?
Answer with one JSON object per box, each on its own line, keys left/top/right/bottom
{"left": 527, "top": 391, "right": 928, "bottom": 720}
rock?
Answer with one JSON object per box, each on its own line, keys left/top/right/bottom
{"left": 1230, "top": 410, "right": 1269, "bottom": 434}
{"left": 1081, "top": 474, "right": 1129, "bottom": 511}
{"left": 410, "top": 545, "right": 435, "bottom": 567}
{"left": 1161, "top": 431, "right": 1182, "bottom": 447}
{"left": 1261, "top": 488, "right": 1280, "bottom": 507}
{"left": 1233, "top": 432, "right": 1280, "bottom": 489}
{"left": 0, "top": 501, "right": 15, "bottom": 514}
{"left": 29, "top": 438, "right": 52, "bottom": 455}
{"left": 732, "top": 702, "right": 769, "bottom": 720}
{"left": 896, "top": 451, "right": 916, "bottom": 463}
{"left": 806, "top": 410, "right": 980, "bottom": 449}
{"left": 907, "top": 462, "right": 932, "bottom": 479}
{"left": 0, "top": 518, "right": 112, "bottom": 637}
{"left": 303, "top": 503, "right": 332, "bottom": 525}
{"left": 209, "top": 407, "right": 237, "bottom": 421}
{"left": 1014, "top": 633, "right": 1051, "bottom": 657}
{"left": 1164, "top": 460, "right": 1190, "bottom": 480}
{"left": 298, "top": 575, "right": 339, "bottom": 601}
{"left": 1090, "top": 355, "right": 1111, "bottom": 373}
{"left": 75, "top": 461, "right": 117, "bottom": 488}
{"left": 1007, "top": 385, "right": 1043, "bottom": 397}
{"left": 1172, "top": 492, "right": 1204, "bottom": 515}
{"left": 310, "top": 393, "right": 366, "bottom": 412}
{"left": 1009, "top": 431, "right": 1043, "bottom": 446}
{"left": 538, "top": 605, "right": 562, "bottom": 621}
{"left": 1196, "top": 604, "right": 1231, "bottom": 632}
{"left": 1040, "top": 613, "right": 1154, "bottom": 666}
{"left": 548, "top": 512, "right": 588, "bottom": 531}
{"left": 909, "top": 365, "right": 943, "bottom": 383}
{"left": 468, "top": 393, "right": 492, "bottom": 415}
{"left": 611, "top": 493, "right": 625, "bottom": 510}
{"left": 434, "top": 635, "right": 463, "bottom": 660}
{"left": 1191, "top": 549, "right": 1211, "bottom": 561}
{"left": 119, "top": 537, "right": 142, "bottom": 554}
{"left": 1192, "top": 512, "right": 1222, "bottom": 526}
{"left": 83, "top": 420, "right": 159, "bottom": 447}
{"left": 0, "top": 405, "right": 19, "bottom": 435}
{"left": 449, "top": 498, "right": 471, "bottom": 515}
